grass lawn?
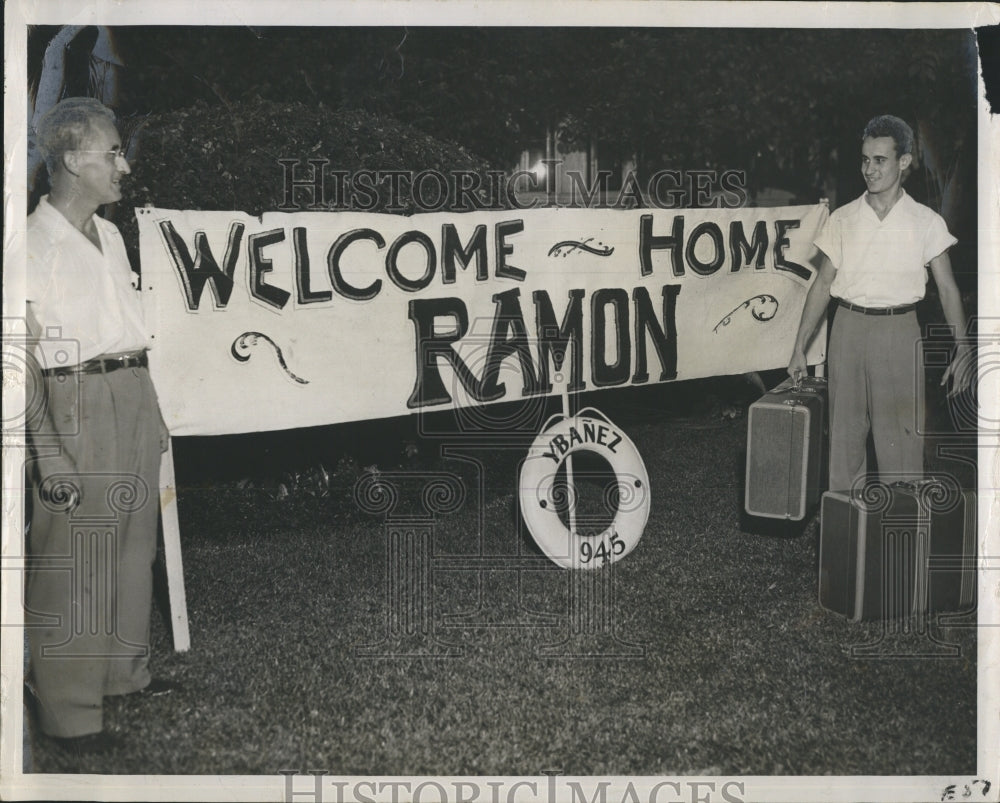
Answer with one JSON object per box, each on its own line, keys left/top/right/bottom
{"left": 24, "top": 379, "right": 979, "bottom": 777}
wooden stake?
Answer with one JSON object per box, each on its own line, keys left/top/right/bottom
{"left": 159, "top": 440, "right": 190, "bottom": 651}
{"left": 560, "top": 381, "right": 576, "bottom": 538}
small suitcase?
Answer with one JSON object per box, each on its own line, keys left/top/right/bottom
{"left": 745, "top": 375, "right": 828, "bottom": 520}
{"left": 819, "top": 479, "right": 977, "bottom": 621}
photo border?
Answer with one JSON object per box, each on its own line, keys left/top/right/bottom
{"left": 3, "top": 2, "right": 998, "bottom": 801}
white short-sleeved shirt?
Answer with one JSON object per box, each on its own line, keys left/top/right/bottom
{"left": 27, "top": 196, "right": 150, "bottom": 367}
{"left": 814, "top": 190, "right": 957, "bottom": 307}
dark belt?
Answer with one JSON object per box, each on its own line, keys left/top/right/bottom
{"left": 42, "top": 350, "right": 148, "bottom": 376}
{"left": 837, "top": 299, "right": 917, "bottom": 316}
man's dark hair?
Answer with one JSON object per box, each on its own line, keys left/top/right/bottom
{"left": 862, "top": 115, "right": 915, "bottom": 157}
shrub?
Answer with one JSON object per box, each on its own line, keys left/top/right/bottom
{"left": 115, "top": 98, "right": 501, "bottom": 260}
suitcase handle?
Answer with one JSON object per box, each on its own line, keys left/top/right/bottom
{"left": 767, "top": 376, "right": 826, "bottom": 395}
{"left": 887, "top": 477, "right": 964, "bottom": 516}
{"left": 892, "top": 477, "right": 942, "bottom": 491}
{"left": 773, "top": 386, "right": 819, "bottom": 397}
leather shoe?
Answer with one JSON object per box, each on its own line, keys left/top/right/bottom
{"left": 50, "top": 730, "right": 121, "bottom": 755}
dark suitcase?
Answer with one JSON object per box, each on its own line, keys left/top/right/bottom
{"left": 745, "top": 375, "right": 827, "bottom": 520}
{"left": 819, "top": 479, "right": 977, "bottom": 621}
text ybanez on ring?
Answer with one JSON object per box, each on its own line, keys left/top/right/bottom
{"left": 519, "top": 408, "right": 650, "bottom": 570}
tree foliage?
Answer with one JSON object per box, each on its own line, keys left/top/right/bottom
{"left": 113, "top": 98, "right": 497, "bottom": 263}
{"left": 32, "top": 24, "right": 977, "bottom": 273}
{"left": 107, "top": 27, "right": 977, "bottom": 189}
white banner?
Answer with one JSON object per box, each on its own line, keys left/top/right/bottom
{"left": 138, "top": 204, "right": 828, "bottom": 435}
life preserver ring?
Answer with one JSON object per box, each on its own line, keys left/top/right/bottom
{"left": 519, "top": 408, "right": 650, "bottom": 570}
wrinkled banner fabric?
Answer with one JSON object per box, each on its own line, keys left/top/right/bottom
{"left": 137, "top": 205, "right": 828, "bottom": 436}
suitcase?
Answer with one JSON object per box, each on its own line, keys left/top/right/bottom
{"left": 819, "top": 479, "right": 977, "bottom": 621}
{"left": 745, "top": 375, "right": 827, "bottom": 520}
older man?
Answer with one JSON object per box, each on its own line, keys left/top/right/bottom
{"left": 25, "top": 97, "right": 174, "bottom": 754}
{"left": 788, "top": 114, "right": 972, "bottom": 491}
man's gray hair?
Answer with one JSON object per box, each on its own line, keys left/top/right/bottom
{"left": 862, "top": 114, "right": 915, "bottom": 158}
{"left": 34, "top": 97, "right": 117, "bottom": 175}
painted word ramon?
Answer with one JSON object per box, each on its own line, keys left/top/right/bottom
{"left": 406, "top": 285, "right": 681, "bottom": 408}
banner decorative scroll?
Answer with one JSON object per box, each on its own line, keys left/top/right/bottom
{"left": 137, "top": 205, "right": 828, "bottom": 436}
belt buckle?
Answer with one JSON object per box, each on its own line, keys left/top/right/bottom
{"left": 96, "top": 355, "right": 120, "bottom": 373}
{"left": 107, "top": 354, "right": 132, "bottom": 372}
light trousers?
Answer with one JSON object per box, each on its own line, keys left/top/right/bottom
{"left": 827, "top": 306, "right": 925, "bottom": 492}
{"left": 26, "top": 364, "right": 161, "bottom": 738}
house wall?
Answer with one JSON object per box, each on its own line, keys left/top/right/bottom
{"left": 511, "top": 133, "right": 632, "bottom": 208}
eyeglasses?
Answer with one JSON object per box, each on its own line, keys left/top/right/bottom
{"left": 74, "top": 147, "right": 128, "bottom": 161}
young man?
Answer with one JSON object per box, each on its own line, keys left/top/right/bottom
{"left": 787, "top": 114, "right": 972, "bottom": 491}
{"left": 25, "top": 97, "right": 175, "bottom": 754}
